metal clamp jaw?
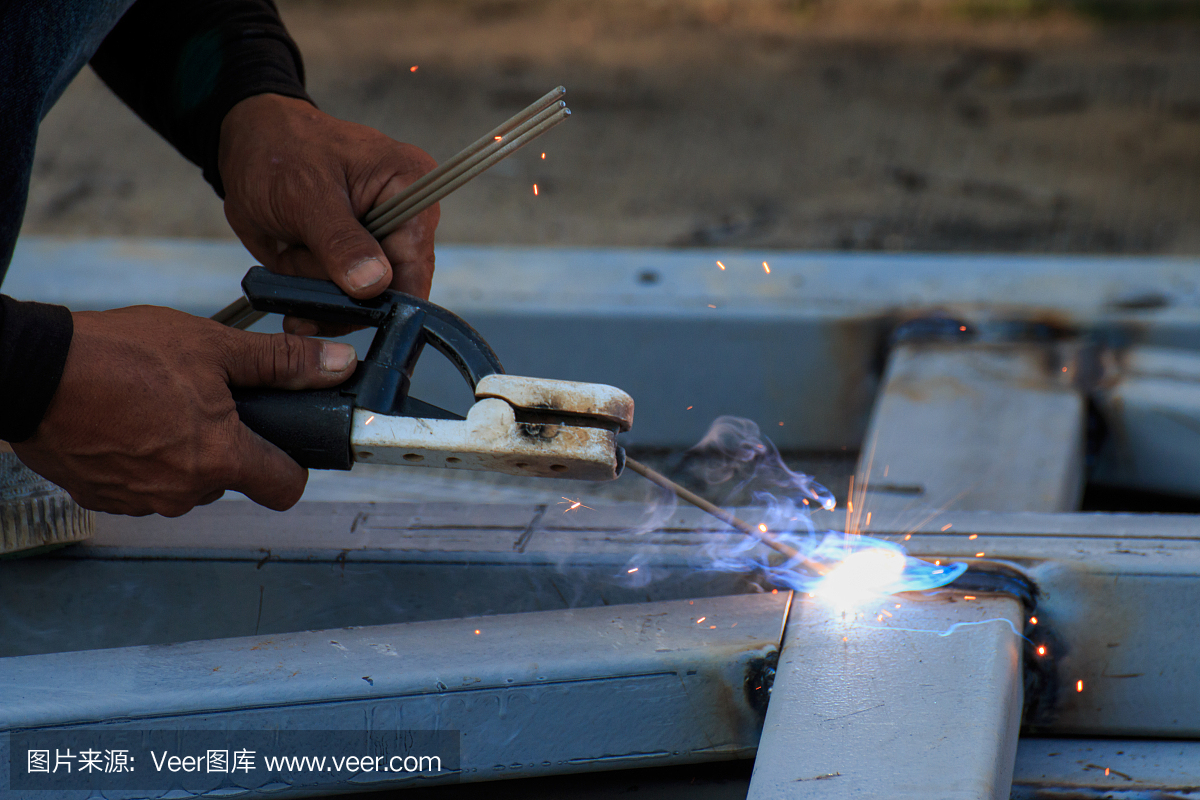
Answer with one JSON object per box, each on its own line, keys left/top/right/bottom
{"left": 231, "top": 268, "right": 633, "bottom": 481}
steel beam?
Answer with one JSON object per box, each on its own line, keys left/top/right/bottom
{"left": 1092, "top": 345, "right": 1200, "bottom": 497}
{"left": 5, "top": 502, "right": 1200, "bottom": 736}
{"left": 1011, "top": 738, "right": 1200, "bottom": 799}
{"left": 747, "top": 590, "right": 1024, "bottom": 799}
{"left": 10, "top": 237, "right": 1200, "bottom": 457}
{"left": 857, "top": 342, "right": 1085, "bottom": 513}
{"left": 0, "top": 593, "right": 786, "bottom": 795}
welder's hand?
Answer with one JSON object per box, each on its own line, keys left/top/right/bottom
{"left": 218, "top": 92, "right": 439, "bottom": 335}
{"left": 11, "top": 306, "right": 357, "bottom": 517}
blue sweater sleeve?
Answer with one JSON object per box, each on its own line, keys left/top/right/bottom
{"left": 1, "top": 0, "right": 310, "bottom": 441}
{"left": 89, "top": 0, "right": 313, "bottom": 197}
{"left": 0, "top": 297, "right": 73, "bottom": 443}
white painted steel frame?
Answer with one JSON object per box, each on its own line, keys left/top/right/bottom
{"left": 0, "top": 594, "right": 786, "bottom": 796}
{"left": 11, "top": 237, "right": 1200, "bottom": 462}
{"left": 748, "top": 592, "right": 1025, "bottom": 800}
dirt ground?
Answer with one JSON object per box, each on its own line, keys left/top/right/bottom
{"left": 21, "top": 0, "right": 1200, "bottom": 254}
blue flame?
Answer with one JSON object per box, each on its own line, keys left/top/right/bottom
{"left": 729, "top": 530, "right": 968, "bottom": 596}
{"left": 623, "top": 416, "right": 967, "bottom": 599}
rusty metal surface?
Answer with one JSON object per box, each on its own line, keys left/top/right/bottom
{"left": 748, "top": 589, "right": 1024, "bottom": 799}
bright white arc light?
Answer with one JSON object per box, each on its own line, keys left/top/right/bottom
{"left": 815, "top": 547, "right": 906, "bottom": 608}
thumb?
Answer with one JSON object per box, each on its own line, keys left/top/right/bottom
{"left": 302, "top": 194, "right": 393, "bottom": 298}
{"left": 220, "top": 329, "right": 357, "bottom": 389}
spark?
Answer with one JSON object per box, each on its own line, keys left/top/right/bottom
{"left": 778, "top": 421, "right": 784, "bottom": 426}
{"left": 771, "top": 589, "right": 778, "bottom": 594}
{"left": 696, "top": 617, "right": 707, "bottom": 624}
{"left": 1037, "top": 645, "right": 1047, "bottom": 656}
{"left": 1077, "top": 679, "right": 1084, "bottom": 692}
{"left": 474, "top": 629, "right": 481, "bottom": 635}
{"left": 762, "top": 261, "right": 771, "bottom": 274}
{"left": 627, "top": 567, "right": 638, "bottom": 573}
{"left": 758, "top": 523, "right": 768, "bottom": 533}
{"left": 494, "top": 135, "right": 502, "bottom": 141}
{"left": 904, "top": 533, "right": 912, "bottom": 540}
{"left": 709, "top": 625, "right": 717, "bottom": 629}
{"left": 559, "top": 496, "right": 594, "bottom": 513}
{"left": 866, "top": 512, "right": 872, "bottom": 526}
{"left": 533, "top": 184, "right": 539, "bottom": 196}
{"left": 541, "top": 152, "right": 546, "bottom": 159}
{"left": 1105, "top": 768, "right": 1110, "bottom": 777}
{"left": 969, "top": 534, "right": 978, "bottom": 540}
{"left": 975, "top": 552, "right": 985, "bottom": 557}
{"left": 410, "top": 65, "right": 419, "bottom": 72}
{"left": 941, "top": 523, "right": 953, "bottom": 531}
{"left": 716, "top": 260, "right": 726, "bottom": 270}
{"left": 895, "top": 603, "right": 901, "bottom": 609}
{"left": 1062, "top": 366, "right": 1068, "bottom": 372}
{"left": 708, "top": 304, "right": 717, "bottom": 309}
{"left": 364, "top": 415, "right": 375, "bottom": 425}
{"left": 815, "top": 547, "right": 906, "bottom": 607}
{"left": 959, "top": 325, "right": 966, "bottom": 331}
{"left": 687, "top": 405, "right": 693, "bottom": 410}
{"left": 963, "top": 595, "right": 976, "bottom": 600}
{"left": 1030, "top": 616, "right": 1038, "bottom": 625}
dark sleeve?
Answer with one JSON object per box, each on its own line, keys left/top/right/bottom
{"left": 89, "top": 0, "right": 313, "bottom": 198}
{"left": 0, "top": 297, "right": 73, "bottom": 443}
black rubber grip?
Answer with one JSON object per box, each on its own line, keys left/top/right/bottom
{"left": 233, "top": 388, "right": 355, "bottom": 471}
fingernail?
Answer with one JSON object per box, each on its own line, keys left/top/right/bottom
{"left": 288, "top": 320, "right": 320, "bottom": 337}
{"left": 321, "top": 342, "right": 357, "bottom": 373}
{"left": 346, "top": 258, "right": 387, "bottom": 291}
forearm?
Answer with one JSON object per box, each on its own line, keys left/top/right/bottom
{"left": 89, "top": 0, "right": 313, "bottom": 197}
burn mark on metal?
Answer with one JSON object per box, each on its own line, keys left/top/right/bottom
{"left": 744, "top": 648, "right": 779, "bottom": 717}
{"left": 949, "top": 562, "right": 1039, "bottom": 611}
{"left": 945, "top": 563, "right": 1067, "bottom": 730}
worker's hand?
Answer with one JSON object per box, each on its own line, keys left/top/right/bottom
{"left": 10, "top": 306, "right": 357, "bottom": 517}
{"left": 218, "top": 93, "right": 439, "bottom": 335}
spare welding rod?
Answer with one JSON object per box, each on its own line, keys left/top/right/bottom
{"left": 623, "top": 457, "right": 826, "bottom": 576}
{"left": 211, "top": 86, "right": 570, "bottom": 330}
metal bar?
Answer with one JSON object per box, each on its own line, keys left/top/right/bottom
{"left": 15, "top": 238, "right": 1200, "bottom": 455}
{"left": 2, "top": 502, "right": 1191, "bottom": 735}
{"left": 0, "top": 593, "right": 785, "bottom": 795}
{"left": 857, "top": 342, "right": 1086, "bottom": 514}
{"left": 1011, "top": 738, "right": 1200, "bottom": 799}
{"left": 747, "top": 590, "right": 1025, "bottom": 799}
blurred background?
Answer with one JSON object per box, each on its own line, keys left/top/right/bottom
{"left": 22, "top": 0, "right": 1200, "bottom": 254}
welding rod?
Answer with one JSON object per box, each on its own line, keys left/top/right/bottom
{"left": 365, "top": 85, "right": 565, "bottom": 228}
{"left": 370, "top": 106, "right": 569, "bottom": 239}
{"left": 211, "top": 87, "right": 570, "bottom": 330}
{"left": 623, "top": 457, "right": 826, "bottom": 576}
